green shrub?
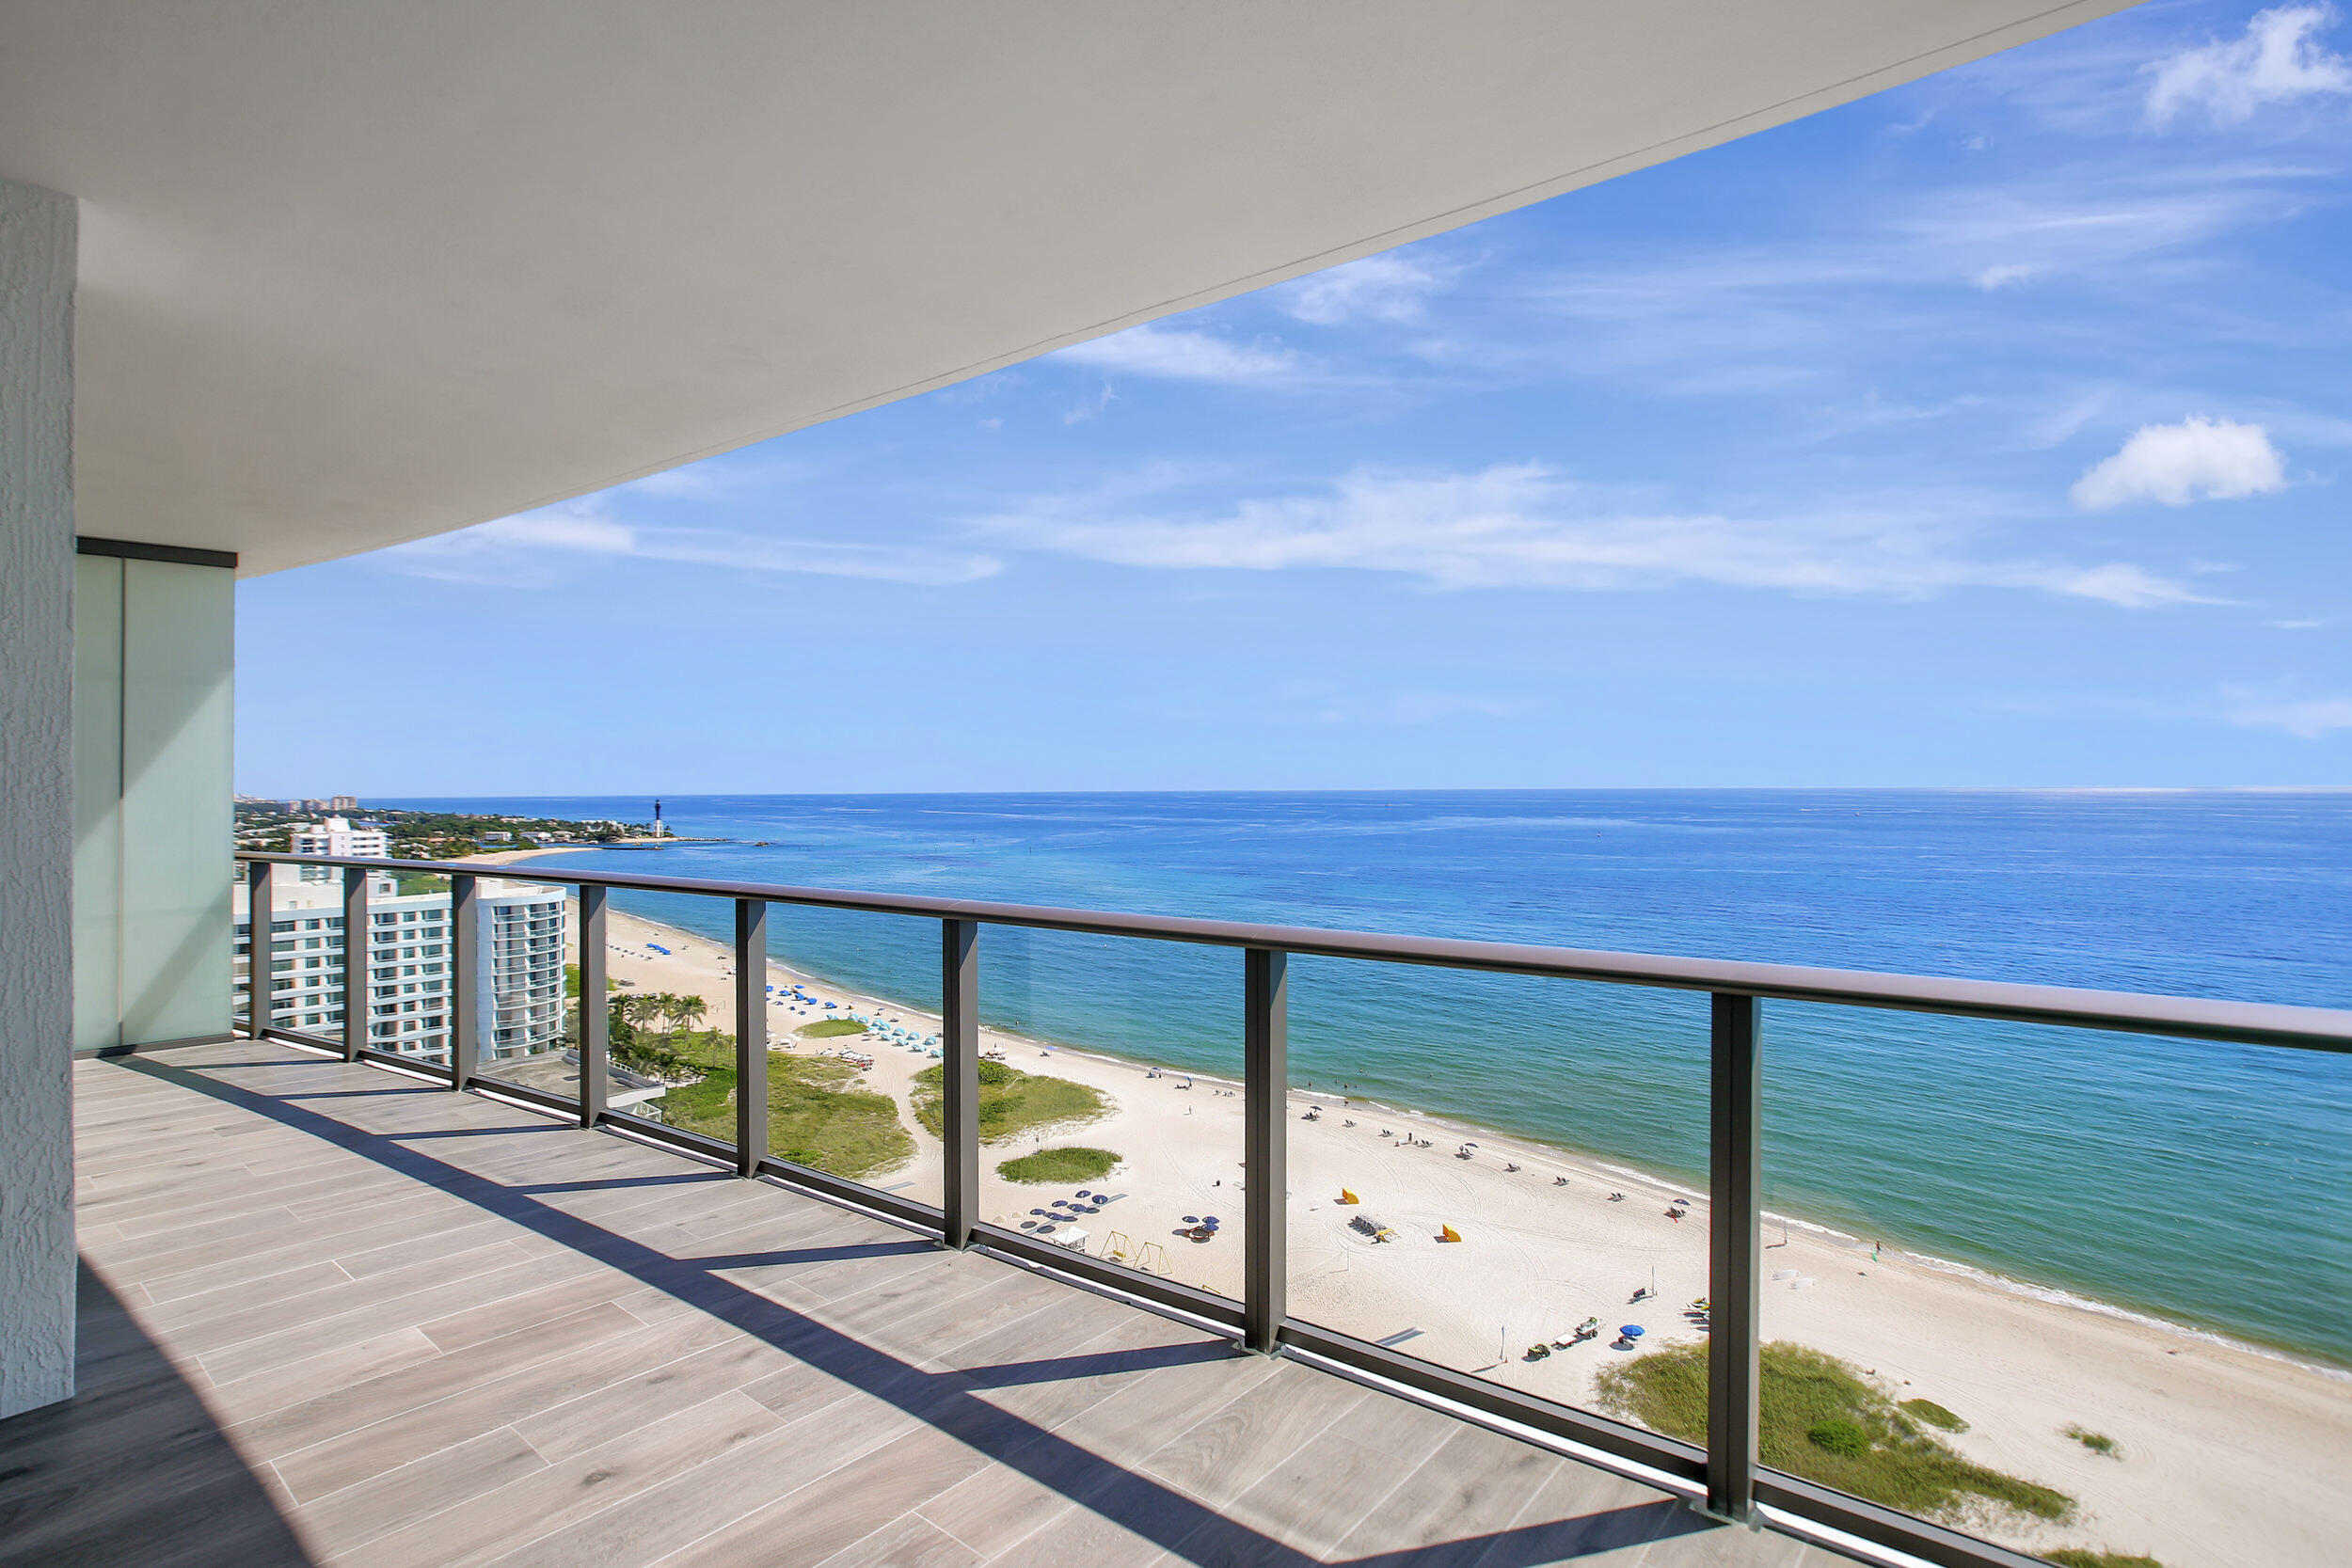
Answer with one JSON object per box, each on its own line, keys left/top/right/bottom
{"left": 2065, "top": 1426, "right": 2119, "bottom": 1457}
{"left": 1806, "top": 1418, "right": 1868, "bottom": 1457}
{"left": 2043, "top": 1551, "right": 2163, "bottom": 1568}
{"left": 797, "top": 1017, "right": 866, "bottom": 1038}
{"left": 1900, "top": 1398, "right": 1968, "bottom": 1433}
{"left": 1595, "top": 1342, "right": 2072, "bottom": 1526}
{"left": 996, "top": 1146, "right": 1120, "bottom": 1184}
{"left": 911, "top": 1061, "right": 1108, "bottom": 1144}
{"left": 657, "top": 1043, "right": 913, "bottom": 1180}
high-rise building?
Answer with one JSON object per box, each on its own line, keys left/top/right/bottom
{"left": 233, "top": 876, "right": 567, "bottom": 1063}
{"left": 329, "top": 795, "right": 358, "bottom": 812}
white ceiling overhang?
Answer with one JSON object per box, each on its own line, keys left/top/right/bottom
{"left": 0, "top": 1, "right": 2134, "bottom": 574}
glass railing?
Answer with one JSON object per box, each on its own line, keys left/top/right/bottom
{"left": 238, "top": 848, "right": 2351, "bottom": 1568}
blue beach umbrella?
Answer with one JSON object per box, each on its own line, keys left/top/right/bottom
{"left": 1620, "top": 1324, "right": 1645, "bottom": 1338}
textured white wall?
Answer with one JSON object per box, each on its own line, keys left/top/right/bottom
{"left": 0, "top": 176, "right": 77, "bottom": 1417}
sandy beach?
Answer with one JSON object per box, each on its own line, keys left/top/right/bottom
{"left": 540, "top": 897, "right": 2347, "bottom": 1567}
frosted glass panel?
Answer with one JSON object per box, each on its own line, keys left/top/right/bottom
{"left": 119, "top": 559, "right": 234, "bottom": 1045}
{"left": 72, "top": 555, "right": 123, "bottom": 1053}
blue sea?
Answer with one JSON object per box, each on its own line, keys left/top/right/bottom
{"left": 381, "top": 790, "right": 2352, "bottom": 1367}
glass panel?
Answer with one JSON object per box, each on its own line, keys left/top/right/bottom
{"left": 72, "top": 554, "right": 123, "bottom": 1053}
{"left": 977, "top": 924, "right": 1239, "bottom": 1299}
{"left": 119, "top": 558, "right": 234, "bottom": 1045}
{"left": 470, "top": 875, "right": 575, "bottom": 1096}
{"left": 760, "top": 903, "right": 941, "bottom": 1210}
{"left": 1759, "top": 1002, "right": 2352, "bottom": 1568}
{"left": 230, "top": 860, "right": 257, "bottom": 1036}
{"left": 583, "top": 892, "right": 944, "bottom": 1212}
{"left": 236, "top": 863, "right": 349, "bottom": 1042}
{"left": 592, "top": 890, "right": 735, "bottom": 1146}
{"left": 354, "top": 870, "right": 453, "bottom": 1066}
{"left": 1286, "top": 958, "right": 1709, "bottom": 1429}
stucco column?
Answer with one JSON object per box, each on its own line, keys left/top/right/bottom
{"left": 0, "top": 176, "right": 78, "bottom": 1417}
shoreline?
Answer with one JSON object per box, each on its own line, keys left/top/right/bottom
{"left": 581, "top": 890, "right": 2344, "bottom": 1382}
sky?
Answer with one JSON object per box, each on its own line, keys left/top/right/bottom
{"left": 238, "top": 2, "right": 2352, "bottom": 795}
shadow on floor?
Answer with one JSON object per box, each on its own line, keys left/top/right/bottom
{"left": 107, "top": 1048, "right": 1728, "bottom": 1567}
{"left": 0, "top": 1262, "right": 313, "bottom": 1568}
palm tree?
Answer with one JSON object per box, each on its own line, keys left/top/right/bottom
{"left": 668, "top": 993, "right": 708, "bottom": 1041}
{"left": 612, "top": 991, "right": 659, "bottom": 1043}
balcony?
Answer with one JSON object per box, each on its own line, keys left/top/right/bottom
{"left": 18, "top": 1037, "right": 1803, "bottom": 1567}
{"left": 134, "top": 849, "right": 2350, "bottom": 1567}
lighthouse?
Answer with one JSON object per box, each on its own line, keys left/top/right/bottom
{"left": 653, "top": 799, "right": 665, "bottom": 838}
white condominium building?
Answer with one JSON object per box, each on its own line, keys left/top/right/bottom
{"left": 233, "top": 876, "right": 567, "bottom": 1063}
{"left": 289, "top": 816, "right": 391, "bottom": 881}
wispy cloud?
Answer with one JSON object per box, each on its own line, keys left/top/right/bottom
{"left": 2147, "top": 5, "right": 2352, "bottom": 125}
{"left": 387, "top": 499, "right": 999, "bottom": 587}
{"left": 2071, "top": 417, "right": 2288, "bottom": 508}
{"left": 1052, "top": 324, "right": 1299, "bottom": 383}
{"left": 1063, "top": 382, "right": 1117, "bottom": 425}
{"left": 2226, "top": 690, "right": 2352, "bottom": 736}
{"left": 972, "top": 464, "right": 2204, "bottom": 608}
{"left": 1279, "top": 253, "right": 1458, "bottom": 325}
{"left": 1304, "top": 689, "right": 1531, "bottom": 726}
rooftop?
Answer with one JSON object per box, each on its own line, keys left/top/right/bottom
{"left": 14, "top": 1039, "right": 1838, "bottom": 1566}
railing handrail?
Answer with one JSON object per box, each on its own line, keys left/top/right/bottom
{"left": 242, "top": 851, "right": 2352, "bottom": 1053}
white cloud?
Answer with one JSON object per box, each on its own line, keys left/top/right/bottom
{"left": 1052, "top": 324, "right": 1297, "bottom": 382}
{"left": 2147, "top": 6, "right": 2352, "bottom": 125}
{"left": 389, "top": 498, "right": 999, "bottom": 587}
{"left": 2070, "top": 417, "right": 2287, "bottom": 509}
{"left": 2227, "top": 693, "right": 2352, "bottom": 736}
{"left": 1975, "top": 262, "right": 2039, "bottom": 290}
{"left": 973, "top": 463, "right": 2202, "bottom": 608}
{"left": 1281, "top": 254, "right": 1454, "bottom": 325}
{"left": 1063, "top": 382, "right": 1117, "bottom": 425}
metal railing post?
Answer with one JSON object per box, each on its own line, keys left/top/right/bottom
{"left": 451, "top": 873, "right": 480, "bottom": 1089}
{"left": 341, "top": 865, "right": 369, "bottom": 1061}
{"left": 941, "top": 919, "right": 980, "bottom": 1248}
{"left": 1244, "top": 946, "right": 1288, "bottom": 1354}
{"left": 578, "top": 884, "right": 609, "bottom": 1128}
{"left": 1708, "top": 991, "right": 1762, "bottom": 1522}
{"left": 734, "top": 898, "right": 768, "bottom": 1177}
{"left": 246, "top": 859, "right": 275, "bottom": 1037}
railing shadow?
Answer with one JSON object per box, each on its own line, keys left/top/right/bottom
{"left": 0, "top": 1262, "right": 315, "bottom": 1567}
{"left": 114, "top": 1047, "right": 1722, "bottom": 1567}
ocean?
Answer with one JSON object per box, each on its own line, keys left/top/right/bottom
{"left": 378, "top": 789, "right": 2352, "bottom": 1367}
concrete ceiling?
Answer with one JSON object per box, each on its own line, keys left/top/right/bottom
{"left": 0, "top": 1, "right": 2133, "bottom": 575}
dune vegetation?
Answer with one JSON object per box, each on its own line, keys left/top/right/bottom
{"left": 911, "top": 1059, "right": 1108, "bottom": 1144}
{"left": 1595, "top": 1342, "right": 2073, "bottom": 1527}
{"left": 996, "top": 1146, "right": 1120, "bottom": 1184}
{"left": 609, "top": 1021, "right": 913, "bottom": 1180}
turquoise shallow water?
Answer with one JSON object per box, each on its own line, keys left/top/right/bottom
{"left": 382, "top": 789, "right": 2352, "bottom": 1365}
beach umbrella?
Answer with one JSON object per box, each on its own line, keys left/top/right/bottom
{"left": 1619, "top": 1324, "right": 1645, "bottom": 1338}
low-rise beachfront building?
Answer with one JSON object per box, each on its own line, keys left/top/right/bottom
{"left": 232, "top": 877, "right": 567, "bottom": 1064}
